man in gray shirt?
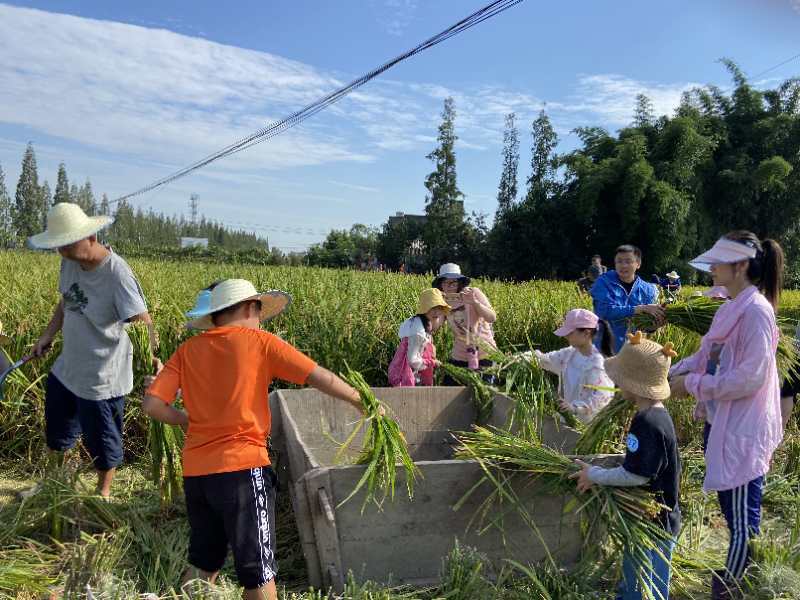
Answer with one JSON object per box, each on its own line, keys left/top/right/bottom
{"left": 26, "top": 203, "right": 160, "bottom": 498}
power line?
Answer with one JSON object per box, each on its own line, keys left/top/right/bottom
{"left": 111, "top": 0, "right": 523, "bottom": 205}
{"left": 748, "top": 51, "right": 800, "bottom": 81}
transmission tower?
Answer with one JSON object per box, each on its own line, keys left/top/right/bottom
{"left": 189, "top": 194, "right": 199, "bottom": 225}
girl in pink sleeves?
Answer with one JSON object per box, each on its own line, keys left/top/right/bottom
{"left": 669, "top": 231, "right": 784, "bottom": 599}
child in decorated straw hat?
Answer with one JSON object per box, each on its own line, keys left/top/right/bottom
{"left": 144, "top": 278, "right": 368, "bottom": 600}
{"left": 571, "top": 331, "right": 681, "bottom": 600}
{"left": 388, "top": 288, "right": 450, "bottom": 387}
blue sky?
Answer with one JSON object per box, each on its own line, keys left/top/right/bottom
{"left": 1, "top": 1, "right": 799, "bottom": 251}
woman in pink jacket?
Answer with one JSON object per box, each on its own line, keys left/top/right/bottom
{"left": 670, "top": 231, "right": 784, "bottom": 599}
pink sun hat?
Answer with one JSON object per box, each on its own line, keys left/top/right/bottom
{"left": 554, "top": 308, "right": 599, "bottom": 337}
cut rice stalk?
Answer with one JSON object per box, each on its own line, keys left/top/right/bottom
{"left": 486, "top": 348, "right": 582, "bottom": 431}
{"left": 454, "top": 426, "right": 678, "bottom": 600}
{"left": 439, "top": 362, "right": 496, "bottom": 424}
{"left": 631, "top": 297, "right": 800, "bottom": 381}
{"left": 574, "top": 394, "right": 634, "bottom": 455}
{"left": 338, "top": 367, "right": 420, "bottom": 512}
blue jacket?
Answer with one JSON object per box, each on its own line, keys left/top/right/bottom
{"left": 590, "top": 271, "right": 658, "bottom": 354}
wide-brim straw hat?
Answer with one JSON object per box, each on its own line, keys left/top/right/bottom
{"left": 432, "top": 262, "right": 470, "bottom": 288}
{"left": 665, "top": 271, "right": 680, "bottom": 280}
{"left": 604, "top": 331, "right": 677, "bottom": 400}
{"left": 187, "top": 279, "right": 292, "bottom": 330}
{"left": 29, "top": 203, "right": 113, "bottom": 249}
{"left": 417, "top": 288, "right": 451, "bottom": 315}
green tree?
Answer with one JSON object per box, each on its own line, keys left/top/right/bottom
{"left": 496, "top": 112, "right": 519, "bottom": 216}
{"left": 0, "top": 164, "right": 13, "bottom": 246}
{"left": 54, "top": 163, "right": 71, "bottom": 204}
{"left": 39, "top": 180, "right": 52, "bottom": 229}
{"left": 422, "top": 97, "right": 467, "bottom": 268}
{"left": 525, "top": 110, "right": 559, "bottom": 205}
{"left": 376, "top": 217, "right": 425, "bottom": 271}
{"left": 99, "top": 193, "right": 110, "bottom": 216}
{"left": 13, "top": 143, "right": 42, "bottom": 240}
{"left": 76, "top": 180, "right": 96, "bottom": 215}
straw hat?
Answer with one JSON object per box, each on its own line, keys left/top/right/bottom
{"left": 29, "top": 203, "right": 113, "bottom": 249}
{"left": 666, "top": 271, "right": 680, "bottom": 280}
{"left": 187, "top": 279, "right": 292, "bottom": 330}
{"left": 432, "top": 263, "right": 470, "bottom": 288}
{"left": 417, "top": 288, "right": 451, "bottom": 315}
{"left": 604, "top": 331, "right": 677, "bottom": 400}
{"left": 0, "top": 321, "right": 9, "bottom": 346}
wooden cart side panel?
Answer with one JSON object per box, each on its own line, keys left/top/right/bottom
{"left": 303, "top": 468, "right": 345, "bottom": 591}
{"left": 326, "top": 460, "right": 582, "bottom": 585}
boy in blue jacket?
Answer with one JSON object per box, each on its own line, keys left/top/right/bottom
{"left": 591, "top": 245, "right": 664, "bottom": 354}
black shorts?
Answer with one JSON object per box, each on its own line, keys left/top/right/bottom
{"left": 781, "top": 374, "right": 800, "bottom": 403}
{"left": 184, "top": 466, "right": 278, "bottom": 589}
{"left": 44, "top": 374, "right": 125, "bottom": 471}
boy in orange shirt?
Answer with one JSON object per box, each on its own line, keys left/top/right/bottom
{"left": 144, "top": 279, "right": 365, "bottom": 600}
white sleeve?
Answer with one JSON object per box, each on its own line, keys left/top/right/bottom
{"left": 535, "top": 348, "right": 572, "bottom": 375}
{"left": 406, "top": 334, "right": 427, "bottom": 372}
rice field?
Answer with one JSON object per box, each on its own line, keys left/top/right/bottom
{"left": 2, "top": 249, "right": 800, "bottom": 599}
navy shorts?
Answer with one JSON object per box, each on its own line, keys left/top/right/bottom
{"left": 44, "top": 374, "right": 125, "bottom": 471}
{"left": 184, "top": 466, "right": 278, "bottom": 589}
{"left": 781, "top": 374, "right": 800, "bottom": 403}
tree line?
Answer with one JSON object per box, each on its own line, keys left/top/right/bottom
{"left": 0, "top": 146, "right": 269, "bottom": 253}
{"left": 310, "top": 61, "right": 800, "bottom": 285}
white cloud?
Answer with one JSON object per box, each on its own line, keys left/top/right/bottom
{"left": 377, "top": 0, "right": 418, "bottom": 36}
{"left": 0, "top": 4, "right": 372, "bottom": 172}
{"left": 328, "top": 180, "right": 382, "bottom": 194}
{"left": 561, "top": 74, "right": 698, "bottom": 126}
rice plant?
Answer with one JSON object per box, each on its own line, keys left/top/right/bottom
{"left": 129, "top": 323, "right": 184, "bottom": 507}
{"left": 438, "top": 362, "right": 496, "bottom": 424}
{"left": 454, "top": 426, "right": 678, "bottom": 600}
{"left": 485, "top": 348, "right": 581, "bottom": 431}
{"left": 631, "top": 296, "right": 800, "bottom": 380}
{"left": 338, "top": 367, "right": 420, "bottom": 511}
{"left": 573, "top": 395, "right": 634, "bottom": 455}
{"left": 4, "top": 251, "right": 800, "bottom": 597}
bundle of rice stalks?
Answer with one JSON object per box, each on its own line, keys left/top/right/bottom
{"left": 0, "top": 542, "right": 58, "bottom": 596}
{"left": 148, "top": 420, "right": 184, "bottom": 508}
{"left": 455, "top": 426, "right": 674, "bottom": 599}
{"left": 573, "top": 394, "right": 634, "bottom": 455}
{"left": 439, "top": 362, "right": 496, "bottom": 424}
{"left": 631, "top": 297, "right": 800, "bottom": 380}
{"left": 338, "top": 367, "right": 420, "bottom": 511}
{"left": 486, "top": 349, "right": 581, "bottom": 431}
{"left": 130, "top": 323, "right": 184, "bottom": 508}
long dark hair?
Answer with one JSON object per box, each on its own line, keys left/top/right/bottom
{"left": 723, "top": 231, "right": 784, "bottom": 309}
{"left": 582, "top": 325, "right": 614, "bottom": 357}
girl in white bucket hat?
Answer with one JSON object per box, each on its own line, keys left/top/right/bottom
{"left": 670, "top": 230, "right": 785, "bottom": 594}
{"left": 20, "top": 203, "right": 159, "bottom": 500}
{"left": 432, "top": 263, "right": 498, "bottom": 382}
